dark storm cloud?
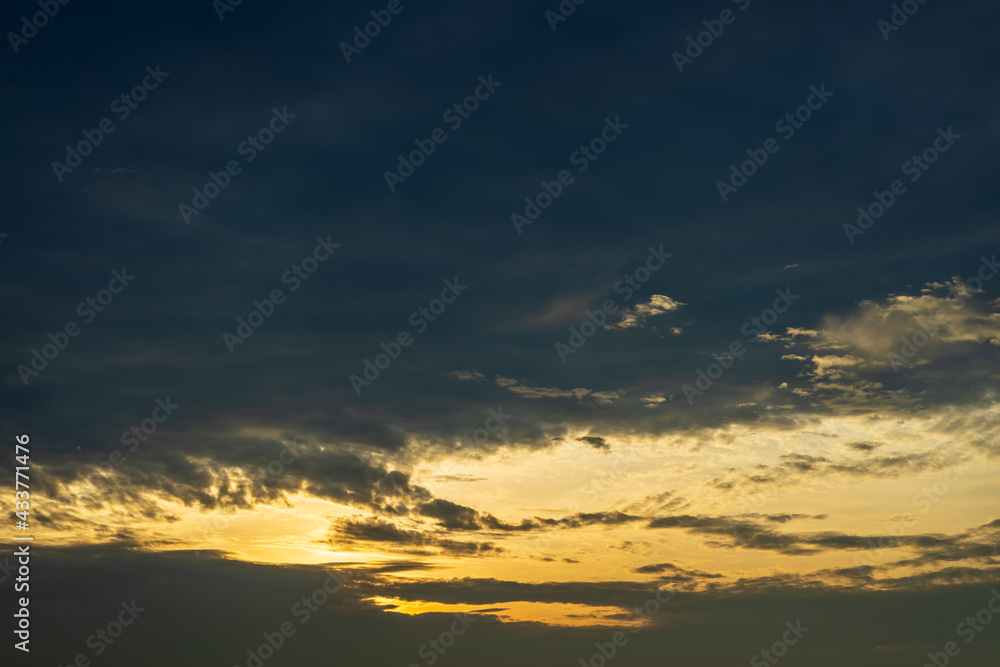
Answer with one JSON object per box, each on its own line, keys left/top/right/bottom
{"left": 27, "top": 432, "right": 434, "bottom": 516}
{"left": 3, "top": 542, "right": 1000, "bottom": 665}
{"left": 2, "top": 0, "right": 999, "bottom": 475}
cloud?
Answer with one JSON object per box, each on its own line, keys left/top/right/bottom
{"left": 641, "top": 393, "right": 667, "bottom": 408}
{"left": 623, "top": 491, "right": 690, "bottom": 515}
{"left": 633, "top": 562, "right": 725, "bottom": 582}
{"left": 709, "top": 448, "right": 962, "bottom": 492}
{"left": 450, "top": 370, "right": 486, "bottom": 381}
{"left": 328, "top": 504, "right": 658, "bottom": 559}
{"left": 577, "top": 436, "right": 610, "bottom": 451}
{"left": 492, "top": 376, "right": 626, "bottom": 405}
{"left": 329, "top": 516, "right": 503, "bottom": 556}
{"left": 643, "top": 512, "right": 1000, "bottom": 566}
{"left": 607, "top": 295, "right": 686, "bottom": 331}
{"left": 417, "top": 499, "right": 484, "bottom": 530}
{"left": 429, "top": 474, "right": 488, "bottom": 483}
{"left": 776, "top": 277, "right": 1000, "bottom": 406}
{"left": 19, "top": 543, "right": 1000, "bottom": 665}
{"left": 40, "top": 438, "right": 436, "bottom": 519}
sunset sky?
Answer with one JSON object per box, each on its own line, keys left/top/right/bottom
{"left": 2, "top": 1, "right": 999, "bottom": 665}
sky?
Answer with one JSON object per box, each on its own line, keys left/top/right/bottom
{"left": 1, "top": 0, "right": 999, "bottom": 665}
